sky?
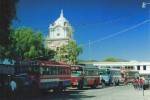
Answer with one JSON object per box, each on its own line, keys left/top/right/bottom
{"left": 13, "top": 0, "right": 150, "bottom": 61}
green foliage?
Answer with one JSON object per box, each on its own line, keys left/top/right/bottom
{"left": 9, "top": 27, "right": 53, "bottom": 60}
{"left": 103, "top": 57, "right": 119, "bottom": 62}
{"left": 42, "top": 48, "right": 56, "bottom": 60}
{"left": 56, "top": 40, "right": 82, "bottom": 64}
{"left": 0, "top": 27, "right": 55, "bottom": 61}
{"left": 103, "top": 57, "right": 127, "bottom": 62}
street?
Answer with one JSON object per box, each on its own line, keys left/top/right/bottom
{"left": 15, "top": 85, "right": 150, "bottom": 100}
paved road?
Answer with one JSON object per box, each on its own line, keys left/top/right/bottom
{"left": 3, "top": 85, "right": 150, "bottom": 100}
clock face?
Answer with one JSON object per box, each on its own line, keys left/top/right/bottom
{"left": 57, "top": 33, "right": 60, "bottom": 36}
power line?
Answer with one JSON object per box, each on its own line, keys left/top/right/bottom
{"left": 80, "top": 19, "right": 150, "bottom": 47}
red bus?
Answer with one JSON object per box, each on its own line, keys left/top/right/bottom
{"left": 16, "top": 60, "right": 71, "bottom": 92}
{"left": 71, "top": 64, "right": 100, "bottom": 89}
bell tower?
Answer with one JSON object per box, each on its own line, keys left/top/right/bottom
{"left": 46, "top": 10, "right": 73, "bottom": 50}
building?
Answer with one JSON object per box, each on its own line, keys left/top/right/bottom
{"left": 80, "top": 61, "right": 150, "bottom": 75}
{"left": 45, "top": 10, "right": 73, "bottom": 50}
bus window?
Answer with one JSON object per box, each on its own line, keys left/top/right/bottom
{"left": 58, "top": 67, "right": 61, "bottom": 75}
{"left": 51, "top": 67, "right": 57, "bottom": 75}
{"left": 61, "top": 68, "right": 65, "bottom": 75}
{"left": 48, "top": 67, "right": 51, "bottom": 75}
{"left": 71, "top": 70, "right": 82, "bottom": 76}
{"left": 55, "top": 67, "right": 59, "bottom": 75}
{"left": 64, "top": 68, "right": 68, "bottom": 75}
{"left": 43, "top": 67, "right": 49, "bottom": 75}
{"left": 60, "top": 68, "right": 63, "bottom": 75}
{"left": 66, "top": 68, "right": 70, "bottom": 75}
{"left": 40, "top": 67, "right": 43, "bottom": 75}
{"left": 50, "top": 67, "right": 54, "bottom": 75}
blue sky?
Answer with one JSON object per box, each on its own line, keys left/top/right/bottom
{"left": 13, "top": 0, "right": 150, "bottom": 61}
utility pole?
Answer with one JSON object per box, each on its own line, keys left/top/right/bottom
{"left": 141, "top": 1, "right": 150, "bottom": 96}
{"left": 88, "top": 40, "right": 91, "bottom": 61}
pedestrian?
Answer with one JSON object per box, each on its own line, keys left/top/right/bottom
{"left": 133, "top": 78, "right": 136, "bottom": 89}
{"left": 101, "top": 78, "right": 105, "bottom": 87}
{"left": 136, "top": 77, "right": 140, "bottom": 90}
{"left": 139, "top": 77, "right": 144, "bottom": 90}
{"left": 9, "top": 76, "right": 17, "bottom": 100}
{"left": 133, "top": 78, "right": 138, "bottom": 89}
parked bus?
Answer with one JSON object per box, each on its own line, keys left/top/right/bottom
{"left": 125, "top": 70, "right": 139, "bottom": 84}
{"left": 110, "top": 68, "right": 123, "bottom": 85}
{"left": 99, "top": 68, "right": 111, "bottom": 86}
{"left": 16, "top": 60, "right": 71, "bottom": 92}
{"left": 71, "top": 64, "right": 100, "bottom": 89}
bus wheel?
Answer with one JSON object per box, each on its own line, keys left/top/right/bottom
{"left": 58, "top": 82, "right": 64, "bottom": 92}
{"left": 77, "top": 82, "right": 83, "bottom": 89}
{"left": 77, "top": 84, "right": 83, "bottom": 89}
{"left": 117, "top": 81, "right": 120, "bottom": 86}
{"left": 91, "top": 81, "right": 97, "bottom": 89}
{"left": 77, "top": 79, "right": 84, "bottom": 90}
{"left": 91, "top": 85, "right": 96, "bottom": 89}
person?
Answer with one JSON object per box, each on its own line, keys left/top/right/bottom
{"left": 139, "top": 77, "right": 144, "bottom": 90}
{"left": 101, "top": 78, "right": 105, "bottom": 87}
{"left": 9, "top": 77, "right": 17, "bottom": 99}
{"left": 133, "top": 78, "right": 138, "bottom": 89}
{"left": 133, "top": 78, "right": 136, "bottom": 89}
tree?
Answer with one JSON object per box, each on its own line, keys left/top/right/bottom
{"left": 103, "top": 57, "right": 128, "bottom": 62}
{"left": 9, "top": 27, "right": 54, "bottom": 61}
{"left": 56, "top": 40, "right": 82, "bottom": 64}
{"left": 41, "top": 48, "right": 56, "bottom": 60}
{"left": 103, "top": 57, "right": 119, "bottom": 62}
{"left": 0, "top": 0, "right": 19, "bottom": 46}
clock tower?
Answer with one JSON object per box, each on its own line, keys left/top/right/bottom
{"left": 46, "top": 10, "right": 73, "bottom": 50}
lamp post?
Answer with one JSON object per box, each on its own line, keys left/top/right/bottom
{"left": 141, "top": 1, "right": 150, "bottom": 96}
{"left": 142, "top": 2, "right": 150, "bottom": 8}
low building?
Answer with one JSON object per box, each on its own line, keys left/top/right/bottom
{"left": 80, "top": 61, "right": 150, "bottom": 75}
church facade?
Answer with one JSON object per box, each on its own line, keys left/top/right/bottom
{"left": 46, "top": 10, "right": 73, "bottom": 50}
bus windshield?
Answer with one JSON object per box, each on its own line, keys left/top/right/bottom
{"left": 111, "top": 70, "right": 121, "bottom": 76}
{"left": 127, "top": 72, "right": 139, "bottom": 77}
{"left": 99, "top": 69, "right": 109, "bottom": 75}
{"left": 71, "top": 71, "right": 82, "bottom": 76}
{"left": 85, "top": 70, "right": 99, "bottom": 76}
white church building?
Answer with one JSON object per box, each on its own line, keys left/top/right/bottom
{"left": 46, "top": 10, "right": 73, "bottom": 50}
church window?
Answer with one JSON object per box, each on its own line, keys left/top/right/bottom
{"left": 64, "top": 22, "right": 67, "bottom": 26}
{"left": 57, "top": 33, "right": 60, "bottom": 36}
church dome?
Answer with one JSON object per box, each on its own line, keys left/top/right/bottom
{"left": 53, "top": 10, "right": 70, "bottom": 27}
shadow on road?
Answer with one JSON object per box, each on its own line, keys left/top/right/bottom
{"left": 33, "top": 90, "right": 95, "bottom": 100}
{"left": 12, "top": 89, "right": 96, "bottom": 100}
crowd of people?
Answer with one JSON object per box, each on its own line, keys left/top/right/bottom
{"left": 133, "top": 77, "right": 145, "bottom": 90}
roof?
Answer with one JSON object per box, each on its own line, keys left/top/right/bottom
{"left": 52, "top": 9, "right": 70, "bottom": 27}
{"left": 38, "top": 60, "right": 70, "bottom": 67}
{"left": 80, "top": 61, "right": 150, "bottom": 66}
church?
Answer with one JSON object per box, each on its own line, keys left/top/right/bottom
{"left": 46, "top": 10, "right": 73, "bottom": 50}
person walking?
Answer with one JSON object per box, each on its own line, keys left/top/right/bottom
{"left": 9, "top": 77, "right": 17, "bottom": 100}
{"left": 135, "top": 78, "right": 139, "bottom": 89}
{"left": 139, "top": 77, "right": 144, "bottom": 90}
{"left": 133, "top": 78, "right": 136, "bottom": 89}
